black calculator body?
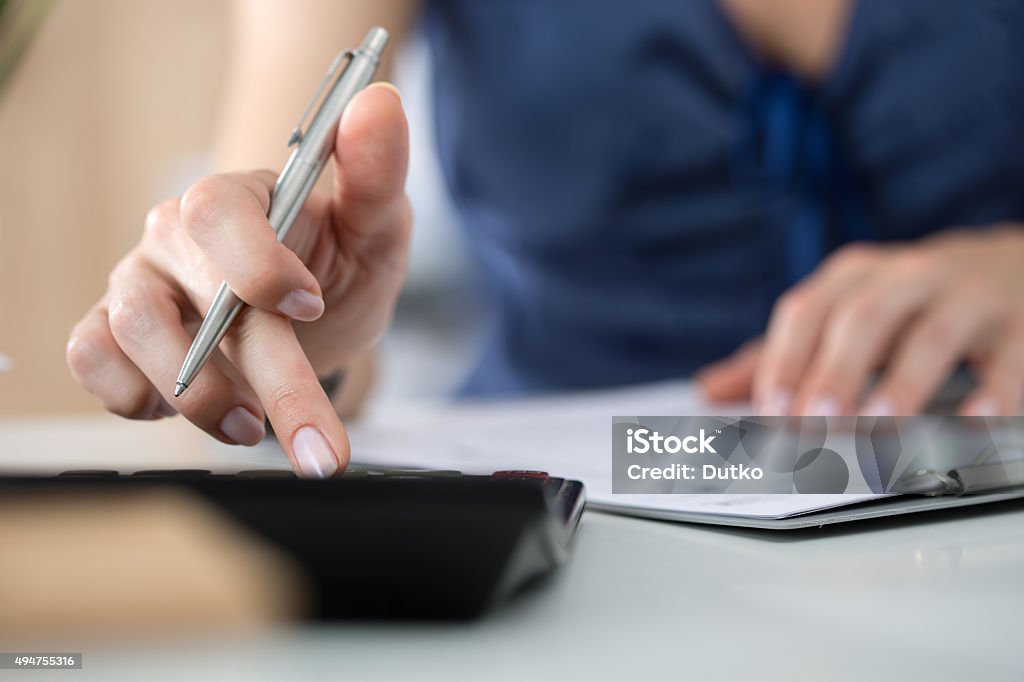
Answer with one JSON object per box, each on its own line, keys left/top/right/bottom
{"left": 0, "top": 469, "right": 585, "bottom": 619}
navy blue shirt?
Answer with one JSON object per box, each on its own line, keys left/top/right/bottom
{"left": 424, "top": 0, "right": 1024, "bottom": 396}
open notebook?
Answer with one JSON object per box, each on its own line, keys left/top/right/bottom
{"left": 348, "top": 381, "right": 1024, "bottom": 529}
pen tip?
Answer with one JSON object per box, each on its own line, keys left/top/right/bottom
{"left": 174, "top": 382, "right": 187, "bottom": 398}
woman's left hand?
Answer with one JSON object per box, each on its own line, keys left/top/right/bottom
{"left": 696, "top": 225, "right": 1024, "bottom": 416}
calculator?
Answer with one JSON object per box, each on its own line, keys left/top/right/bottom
{"left": 0, "top": 468, "right": 585, "bottom": 619}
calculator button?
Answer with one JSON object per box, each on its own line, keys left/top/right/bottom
{"left": 57, "top": 469, "right": 120, "bottom": 477}
{"left": 491, "top": 470, "right": 550, "bottom": 482}
{"left": 236, "top": 470, "right": 296, "bottom": 478}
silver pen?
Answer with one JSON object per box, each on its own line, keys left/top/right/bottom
{"left": 174, "top": 27, "right": 389, "bottom": 397}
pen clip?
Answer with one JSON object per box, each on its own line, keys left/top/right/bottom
{"left": 287, "top": 48, "right": 354, "bottom": 147}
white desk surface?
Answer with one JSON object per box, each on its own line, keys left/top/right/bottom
{"left": 2, "top": 412, "right": 1022, "bottom": 682}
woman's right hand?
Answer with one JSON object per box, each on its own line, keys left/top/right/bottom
{"left": 66, "top": 83, "right": 411, "bottom": 478}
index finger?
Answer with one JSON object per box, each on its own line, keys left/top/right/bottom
{"left": 224, "top": 310, "right": 349, "bottom": 478}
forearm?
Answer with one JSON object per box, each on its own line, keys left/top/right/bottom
{"left": 213, "top": 0, "right": 418, "bottom": 171}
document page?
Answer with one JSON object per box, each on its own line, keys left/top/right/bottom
{"left": 349, "top": 381, "right": 886, "bottom": 521}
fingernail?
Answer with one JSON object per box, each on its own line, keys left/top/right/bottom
{"left": 965, "top": 397, "right": 1000, "bottom": 418}
{"left": 156, "top": 398, "right": 178, "bottom": 418}
{"left": 758, "top": 389, "right": 792, "bottom": 416}
{"left": 860, "top": 397, "right": 894, "bottom": 417}
{"left": 804, "top": 395, "right": 841, "bottom": 417}
{"left": 292, "top": 426, "right": 338, "bottom": 479}
{"left": 371, "top": 81, "right": 402, "bottom": 102}
{"left": 219, "top": 406, "right": 266, "bottom": 446}
{"left": 277, "top": 290, "right": 325, "bottom": 322}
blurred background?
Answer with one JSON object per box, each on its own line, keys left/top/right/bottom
{"left": 0, "top": 0, "right": 480, "bottom": 416}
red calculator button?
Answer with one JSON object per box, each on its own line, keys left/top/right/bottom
{"left": 491, "top": 470, "right": 550, "bottom": 482}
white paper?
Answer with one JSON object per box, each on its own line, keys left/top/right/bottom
{"left": 349, "top": 381, "right": 886, "bottom": 521}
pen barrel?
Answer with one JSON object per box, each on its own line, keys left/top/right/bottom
{"left": 176, "top": 282, "right": 244, "bottom": 388}
{"left": 268, "top": 31, "right": 386, "bottom": 244}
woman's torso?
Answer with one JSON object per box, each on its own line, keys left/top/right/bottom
{"left": 423, "top": 0, "right": 1024, "bottom": 395}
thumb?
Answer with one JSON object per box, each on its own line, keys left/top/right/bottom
{"left": 331, "top": 82, "right": 411, "bottom": 242}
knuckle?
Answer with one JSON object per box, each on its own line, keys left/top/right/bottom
{"left": 65, "top": 328, "right": 104, "bottom": 382}
{"left": 775, "top": 287, "right": 819, "bottom": 325}
{"left": 266, "top": 384, "right": 306, "bottom": 424}
{"left": 179, "top": 176, "right": 227, "bottom": 236}
{"left": 107, "top": 252, "right": 141, "bottom": 290}
{"left": 142, "top": 199, "right": 179, "bottom": 240}
{"left": 827, "top": 243, "right": 879, "bottom": 272}
{"left": 107, "top": 287, "right": 159, "bottom": 344}
{"left": 893, "top": 251, "right": 938, "bottom": 278}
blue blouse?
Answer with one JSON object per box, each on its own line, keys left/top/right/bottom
{"left": 423, "top": 0, "right": 1024, "bottom": 395}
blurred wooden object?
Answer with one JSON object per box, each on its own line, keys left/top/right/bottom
{"left": 0, "top": 0, "right": 228, "bottom": 414}
{"left": 0, "top": 488, "right": 308, "bottom": 636}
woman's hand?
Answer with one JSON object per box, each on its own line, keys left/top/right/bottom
{"left": 66, "top": 83, "right": 411, "bottom": 477}
{"left": 697, "top": 226, "right": 1024, "bottom": 416}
